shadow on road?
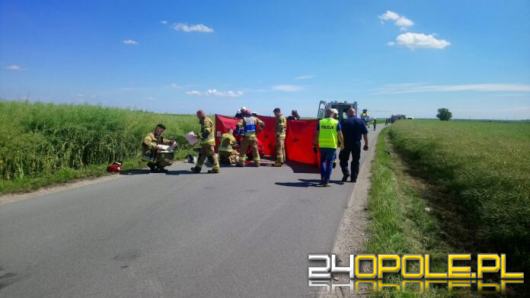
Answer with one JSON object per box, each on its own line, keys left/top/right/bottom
{"left": 120, "top": 169, "right": 151, "bottom": 175}
{"left": 275, "top": 178, "right": 344, "bottom": 188}
{"left": 120, "top": 168, "right": 195, "bottom": 175}
{"left": 284, "top": 161, "right": 320, "bottom": 174}
{"left": 165, "top": 170, "right": 194, "bottom": 175}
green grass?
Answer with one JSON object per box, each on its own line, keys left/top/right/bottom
{"left": 365, "top": 128, "right": 452, "bottom": 297}
{"left": 0, "top": 100, "right": 200, "bottom": 194}
{"left": 387, "top": 120, "right": 530, "bottom": 271}
{"left": 366, "top": 128, "right": 448, "bottom": 255}
{"left": 365, "top": 120, "right": 530, "bottom": 296}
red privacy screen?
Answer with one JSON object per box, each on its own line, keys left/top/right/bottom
{"left": 285, "top": 119, "right": 319, "bottom": 166}
{"left": 214, "top": 114, "right": 319, "bottom": 166}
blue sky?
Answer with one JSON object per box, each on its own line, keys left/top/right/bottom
{"left": 1, "top": 0, "right": 529, "bottom": 119}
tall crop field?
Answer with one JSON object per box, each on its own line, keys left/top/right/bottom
{"left": 387, "top": 120, "right": 530, "bottom": 271}
{"left": 0, "top": 100, "right": 199, "bottom": 193}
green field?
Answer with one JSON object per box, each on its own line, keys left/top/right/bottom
{"left": 0, "top": 100, "right": 200, "bottom": 194}
{"left": 366, "top": 119, "right": 530, "bottom": 296}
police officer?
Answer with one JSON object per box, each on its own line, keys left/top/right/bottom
{"left": 191, "top": 110, "right": 220, "bottom": 173}
{"left": 219, "top": 128, "right": 239, "bottom": 165}
{"left": 339, "top": 107, "right": 368, "bottom": 183}
{"left": 273, "top": 107, "right": 287, "bottom": 167}
{"left": 237, "top": 108, "right": 265, "bottom": 167}
{"left": 314, "top": 108, "right": 344, "bottom": 187}
{"left": 142, "top": 124, "right": 176, "bottom": 172}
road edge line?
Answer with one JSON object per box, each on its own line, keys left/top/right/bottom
{"left": 319, "top": 128, "right": 381, "bottom": 298}
{"left": 0, "top": 174, "right": 122, "bottom": 206}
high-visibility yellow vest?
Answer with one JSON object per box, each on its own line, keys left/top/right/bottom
{"left": 318, "top": 118, "right": 339, "bottom": 149}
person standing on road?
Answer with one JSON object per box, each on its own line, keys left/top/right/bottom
{"left": 191, "top": 110, "right": 220, "bottom": 174}
{"left": 142, "top": 124, "right": 176, "bottom": 172}
{"left": 273, "top": 107, "right": 287, "bottom": 167}
{"left": 373, "top": 119, "right": 377, "bottom": 131}
{"left": 237, "top": 108, "right": 265, "bottom": 167}
{"left": 339, "top": 107, "right": 368, "bottom": 183}
{"left": 314, "top": 108, "right": 343, "bottom": 187}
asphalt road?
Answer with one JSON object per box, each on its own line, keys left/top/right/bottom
{"left": 0, "top": 128, "right": 381, "bottom": 298}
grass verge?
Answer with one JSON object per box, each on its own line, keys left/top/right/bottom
{"left": 0, "top": 100, "right": 199, "bottom": 194}
{"left": 366, "top": 120, "right": 529, "bottom": 297}
{"left": 365, "top": 127, "right": 452, "bottom": 297}
{"left": 366, "top": 128, "right": 449, "bottom": 255}
{"left": 387, "top": 120, "right": 529, "bottom": 271}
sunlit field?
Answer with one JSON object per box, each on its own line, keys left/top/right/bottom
{"left": 386, "top": 120, "right": 529, "bottom": 270}
{"left": 0, "top": 100, "right": 199, "bottom": 194}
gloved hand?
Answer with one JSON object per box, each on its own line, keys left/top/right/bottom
{"left": 363, "top": 144, "right": 369, "bottom": 151}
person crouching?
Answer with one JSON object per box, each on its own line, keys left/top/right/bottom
{"left": 142, "top": 123, "right": 176, "bottom": 172}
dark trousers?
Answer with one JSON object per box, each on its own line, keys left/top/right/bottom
{"left": 319, "top": 148, "right": 337, "bottom": 184}
{"left": 339, "top": 143, "right": 361, "bottom": 181}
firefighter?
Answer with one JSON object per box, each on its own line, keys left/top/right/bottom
{"left": 287, "top": 109, "right": 300, "bottom": 120}
{"left": 273, "top": 107, "right": 287, "bottom": 167}
{"left": 237, "top": 108, "right": 265, "bottom": 167}
{"left": 219, "top": 128, "right": 239, "bottom": 165}
{"left": 191, "top": 110, "right": 220, "bottom": 173}
{"left": 142, "top": 123, "right": 176, "bottom": 172}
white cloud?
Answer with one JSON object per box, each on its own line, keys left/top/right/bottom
{"left": 379, "top": 10, "right": 414, "bottom": 30}
{"left": 395, "top": 17, "right": 413, "bottom": 29}
{"left": 376, "top": 83, "right": 530, "bottom": 94}
{"left": 272, "top": 84, "right": 303, "bottom": 92}
{"left": 173, "top": 23, "right": 214, "bottom": 33}
{"left": 295, "top": 74, "right": 314, "bottom": 80}
{"left": 169, "top": 83, "right": 181, "bottom": 89}
{"left": 380, "top": 11, "right": 450, "bottom": 50}
{"left": 160, "top": 20, "right": 168, "bottom": 25}
{"left": 186, "top": 90, "right": 202, "bottom": 96}
{"left": 123, "top": 39, "right": 139, "bottom": 45}
{"left": 380, "top": 10, "right": 399, "bottom": 21}
{"left": 185, "top": 89, "right": 243, "bottom": 97}
{"left": 5, "top": 64, "right": 23, "bottom": 71}
{"left": 392, "top": 32, "right": 450, "bottom": 49}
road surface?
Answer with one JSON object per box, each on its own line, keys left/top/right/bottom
{"left": 0, "top": 128, "right": 381, "bottom": 298}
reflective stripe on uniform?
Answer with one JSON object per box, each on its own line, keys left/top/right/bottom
{"left": 243, "top": 117, "right": 257, "bottom": 135}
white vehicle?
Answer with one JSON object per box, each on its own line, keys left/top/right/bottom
{"left": 317, "top": 100, "right": 358, "bottom": 121}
